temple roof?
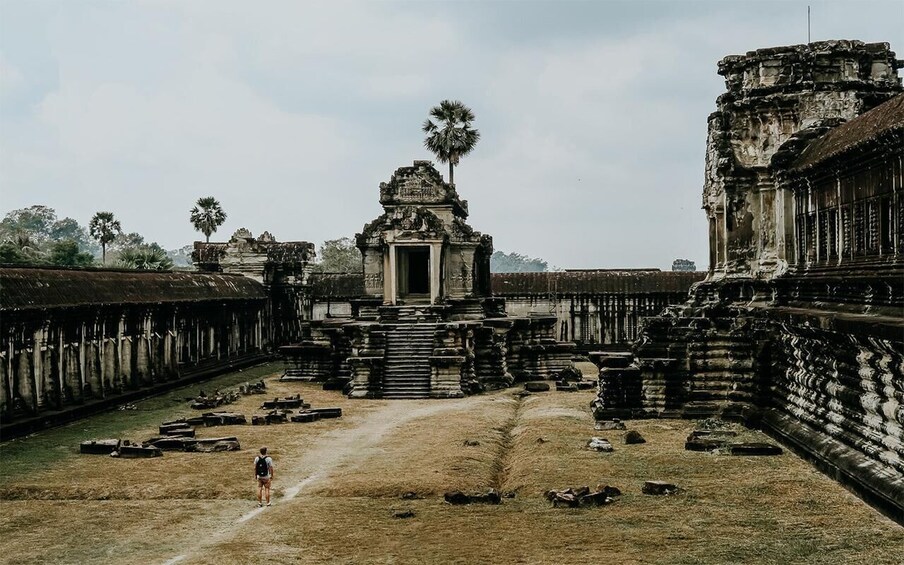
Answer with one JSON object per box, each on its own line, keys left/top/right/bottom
{"left": 0, "top": 267, "right": 266, "bottom": 311}
{"left": 792, "top": 93, "right": 904, "bottom": 170}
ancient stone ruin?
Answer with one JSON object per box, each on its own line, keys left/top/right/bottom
{"left": 0, "top": 36, "right": 899, "bottom": 524}
{"left": 594, "top": 40, "right": 904, "bottom": 519}
{"left": 286, "top": 160, "right": 577, "bottom": 398}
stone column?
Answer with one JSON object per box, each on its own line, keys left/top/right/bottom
{"left": 388, "top": 244, "right": 397, "bottom": 305}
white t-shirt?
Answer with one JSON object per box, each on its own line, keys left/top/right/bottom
{"left": 254, "top": 455, "right": 274, "bottom": 478}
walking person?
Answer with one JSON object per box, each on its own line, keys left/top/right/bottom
{"left": 254, "top": 446, "right": 275, "bottom": 507}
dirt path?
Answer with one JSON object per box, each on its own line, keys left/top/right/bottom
{"left": 162, "top": 397, "right": 477, "bottom": 564}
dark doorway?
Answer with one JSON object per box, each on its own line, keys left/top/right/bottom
{"left": 398, "top": 246, "right": 430, "bottom": 300}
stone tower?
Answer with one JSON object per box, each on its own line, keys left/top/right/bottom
{"left": 704, "top": 40, "right": 901, "bottom": 278}
{"left": 356, "top": 160, "right": 492, "bottom": 305}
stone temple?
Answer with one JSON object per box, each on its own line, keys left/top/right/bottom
{"left": 0, "top": 39, "right": 901, "bottom": 522}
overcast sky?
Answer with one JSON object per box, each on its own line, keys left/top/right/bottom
{"left": 1, "top": 1, "right": 901, "bottom": 269}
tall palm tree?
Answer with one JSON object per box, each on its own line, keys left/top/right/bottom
{"left": 89, "top": 211, "right": 121, "bottom": 265}
{"left": 190, "top": 197, "right": 227, "bottom": 243}
{"left": 422, "top": 100, "right": 480, "bottom": 185}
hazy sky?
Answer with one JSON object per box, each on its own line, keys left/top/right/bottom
{"left": 1, "top": 1, "right": 902, "bottom": 269}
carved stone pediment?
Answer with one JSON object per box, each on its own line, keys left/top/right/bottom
{"left": 379, "top": 160, "right": 468, "bottom": 218}
{"left": 356, "top": 206, "right": 445, "bottom": 247}
{"left": 230, "top": 228, "right": 254, "bottom": 243}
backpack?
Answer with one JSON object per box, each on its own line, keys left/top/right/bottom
{"left": 255, "top": 456, "right": 270, "bottom": 477}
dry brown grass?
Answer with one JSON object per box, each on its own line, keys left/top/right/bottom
{"left": 1, "top": 369, "right": 902, "bottom": 565}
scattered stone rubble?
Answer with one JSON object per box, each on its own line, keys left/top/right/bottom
{"left": 684, "top": 421, "right": 782, "bottom": 455}
{"left": 443, "top": 489, "right": 502, "bottom": 505}
{"left": 587, "top": 437, "right": 614, "bottom": 452}
{"left": 190, "top": 389, "right": 241, "bottom": 410}
{"left": 251, "top": 401, "right": 343, "bottom": 425}
{"left": 554, "top": 365, "right": 596, "bottom": 392}
{"left": 642, "top": 481, "right": 679, "bottom": 496}
{"left": 624, "top": 430, "right": 646, "bottom": 444}
{"left": 261, "top": 395, "right": 306, "bottom": 410}
{"left": 545, "top": 485, "right": 622, "bottom": 508}
{"left": 188, "top": 381, "right": 266, "bottom": 410}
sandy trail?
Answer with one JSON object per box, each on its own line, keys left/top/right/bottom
{"left": 161, "top": 397, "right": 476, "bottom": 564}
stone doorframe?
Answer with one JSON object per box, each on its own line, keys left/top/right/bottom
{"left": 383, "top": 239, "right": 444, "bottom": 305}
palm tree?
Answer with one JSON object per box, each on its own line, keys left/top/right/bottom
{"left": 117, "top": 244, "right": 174, "bottom": 270}
{"left": 89, "top": 211, "right": 121, "bottom": 265}
{"left": 190, "top": 197, "right": 227, "bottom": 243}
{"left": 422, "top": 100, "right": 480, "bottom": 185}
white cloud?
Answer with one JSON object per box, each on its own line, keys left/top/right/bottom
{"left": 1, "top": 0, "right": 901, "bottom": 270}
{"left": 0, "top": 52, "right": 24, "bottom": 94}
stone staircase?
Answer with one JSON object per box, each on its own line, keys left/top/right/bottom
{"left": 382, "top": 323, "right": 436, "bottom": 399}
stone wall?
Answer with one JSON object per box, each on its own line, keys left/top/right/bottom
{"left": 193, "top": 228, "right": 315, "bottom": 345}
{"left": 0, "top": 267, "right": 269, "bottom": 436}
{"left": 492, "top": 271, "right": 704, "bottom": 351}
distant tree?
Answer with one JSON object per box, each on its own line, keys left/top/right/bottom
{"left": 190, "top": 197, "right": 227, "bottom": 243}
{"left": 0, "top": 205, "right": 57, "bottom": 242}
{"left": 166, "top": 244, "right": 195, "bottom": 269}
{"left": 315, "top": 238, "right": 362, "bottom": 273}
{"left": 490, "top": 251, "right": 548, "bottom": 273}
{"left": 422, "top": 100, "right": 480, "bottom": 184}
{"left": 88, "top": 211, "right": 122, "bottom": 265}
{"left": 0, "top": 242, "right": 30, "bottom": 264}
{"left": 48, "top": 240, "right": 95, "bottom": 267}
{"left": 117, "top": 243, "right": 174, "bottom": 271}
{"left": 671, "top": 259, "right": 696, "bottom": 272}
{"left": 0, "top": 205, "right": 100, "bottom": 263}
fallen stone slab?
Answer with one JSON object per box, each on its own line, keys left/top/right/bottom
{"left": 579, "top": 491, "right": 616, "bottom": 506}
{"left": 163, "top": 427, "right": 195, "bottom": 438}
{"left": 575, "top": 381, "right": 596, "bottom": 390}
{"left": 202, "top": 412, "right": 247, "bottom": 426}
{"left": 524, "top": 382, "right": 550, "bottom": 392}
{"left": 689, "top": 429, "right": 738, "bottom": 438}
{"left": 546, "top": 485, "right": 619, "bottom": 508}
{"left": 594, "top": 419, "right": 627, "bottom": 431}
{"left": 146, "top": 436, "right": 195, "bottom": 451}
{"left": 557, "top": 366, "right": 584, "bottom": 383}
{"left": 392, "top": 509, "right": 415, "bottom": 519}
{"left": 443, "top": 489, "right": 502, "bottom": 505}
{"left": 642, "top": 481, "right": 679, "bottom": 495}
{"left": 252, "top": 411, "right": 290, "bottom": 425}
{"left": 308, "top": 408, "right": 342, "bottom": 419}
{"left": 550, "top": 492, "right": 579, "bottom": 507}
{"left": 555, "top": 382, "right": 579, "bottom": 392}
{"left": 444, "top": 491, "right": 471, "bottom": 505}
{"left": 685, "top": 437, "right": 731, "bottom": 451}
{"left": 116, "top": 444, "right": 163, "bottom": 458}
{"left": 728, "top": 442, "right": 783, "bottom": 456}
{"left": 624, "top": 430, "right": 646, "bottom": 444}
{"left": 159, "top": 422, "right": 194, "bottom": 435}
{"left": 595, "top": 485, "right": 622, "bottom": 499}
{"left": 184, "top": 437, "right": 241, "bottom": 453}
{"left": 401, "top": 492, "right": 424, "bottom": 500}
{"left": 239, "top": 380, "right": 266, "bottom": 395}
{"left": 587, "top": 437, "right": 614, "bottom": 452}
{"left": 185, "top": 416, "right": 206, "bottom": 426}
{"left": 290, "top": 411, "right": 321, "bottom": 423}
{"left": 261, "top": 396, "right": 303, "bottom": 410}
{"left": 80, "top": 439, "right": 120, "bottom": 454}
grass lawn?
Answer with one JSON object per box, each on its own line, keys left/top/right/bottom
{"left": 1, "top": 364, "right": 901, "bottom": 564}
